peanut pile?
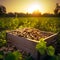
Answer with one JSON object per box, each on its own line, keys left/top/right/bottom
{"left": 11, "top": 28, "right": 53, "bottom": 40}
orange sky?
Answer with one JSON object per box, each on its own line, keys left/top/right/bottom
{"left": 0, "top": 0, "right": 60, "bottom": 14}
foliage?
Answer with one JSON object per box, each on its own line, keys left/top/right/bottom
{"left": 36, "top": 38, "right": 60, "bottom": 60}
{"left": 0, "top": 51, "right": 4, "bottom": 60}
{"left": 47, "top": 46, "right": 55, "bottom": 56}
{"left": 36, "top": 38, "right": 55, "bottom": 56}
{"left": 0, "top": 17, "right": 60, "bottom": 32}
{"left": 36, "top": 38, "right": 47, "bottom": 55}
{"left": 5, "top": 51, "right": 22, "bottom": 60}
{"left": 45, "top": 54, "right": 60, "bottom": 60}
{"left": 0, "top": 31, "right": 6, "bottom": 39}
{"left": 57, "top": 54, "right": 60, "bottom": 60}
{"left": 0, "top": 31, "right": 6, "bottom": 47}
{"left": 0, "top": 39, "right": 6, "bottom": 47}
{"left": 0, "top": 5, "right": 6, "bottom": 15}
{"left": 0, "top": 17, "right": 60, "bottom": 60}
{"left": 13, "top": 51, "right": 22, "bottom": 60}
{"left": 0, "top": 54, "right": 3, "bottom": 59}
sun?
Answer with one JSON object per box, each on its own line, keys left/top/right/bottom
{"left": 27, "top": 3, "right": 40, "bottom": 13}
{"left": 27, "top": 3, "right": 44, "bottom": 13}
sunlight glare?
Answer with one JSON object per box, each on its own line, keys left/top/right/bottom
{"left": 27, "top": 3, "right": 44, "bottom": 13}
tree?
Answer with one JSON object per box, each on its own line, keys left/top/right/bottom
{"left": 54, "top": 3, "right": 59, "bottom": 15}
{"left": 0, "top": 5, "right": 6, "bottom": 15}
{"left": 54, "top": 9, "right": 58, "bottom": 15}
{"left": 7, "top": 12, "right": 15, "bottom": 17}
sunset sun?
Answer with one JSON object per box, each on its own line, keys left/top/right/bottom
{"left": 27, "top": 3, "right": 44, "bottom": 13}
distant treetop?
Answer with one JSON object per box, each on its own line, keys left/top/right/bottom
{"left": 0, "top": 5, "right": 6, "bottom": 14}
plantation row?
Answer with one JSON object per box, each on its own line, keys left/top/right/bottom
{"left": 0, "top": 17, "right": 60, "bottom": 32}
{"left": 0, "top": 17, "right": 60, "bottom": 60}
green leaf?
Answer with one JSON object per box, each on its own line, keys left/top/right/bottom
{"left": 13, "top": 51, "right": 22, "bottom": 60}
{"left": 57, "top": 54, "right": 60, "bottom": 60}
{"left": 47, "top": 46, "right": 55, "bottom": 56}
{"left": 5, "top": 51, "right": 22, "bottom": 60}
{"left": 5, "top": 52, "right": 16, "bottom": 60}
{"left": 0, "top": 39, "right": 6, "bottom": 47}
{"left": 36, "top": 38, "right": 47, "bottom": 55}
{"left": 0, "top": 55, "right": 3, "bottom": 59}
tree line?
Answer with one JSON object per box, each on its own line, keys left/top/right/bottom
{"left": 0, "top": 5, "right": 60, "bottom": 17}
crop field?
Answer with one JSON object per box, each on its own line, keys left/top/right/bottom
{"left": 0, "top": 17, "right": 60, "bottom": 32}
{"left": 0, "top": 17, "right": 60, "bottom": 60}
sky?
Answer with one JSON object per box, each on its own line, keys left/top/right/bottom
{"left": 0, "top": 0, "right": 60, "bottom": 14}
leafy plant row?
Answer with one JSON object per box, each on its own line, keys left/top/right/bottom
{"left": 0, "top": 17, "right": 60, "bottom": 32}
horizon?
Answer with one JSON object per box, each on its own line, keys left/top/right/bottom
{"left": 0, "top": 0, "right": 60, "bottom": 14}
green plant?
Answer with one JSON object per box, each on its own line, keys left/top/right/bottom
{"left": 0, "top": 51, "right": 4, "bottom": 60}
{"left": 0, "top": 31, "right": 6, "bottom": 47}
{"left": 5, "top": 51, "right": 22, "bottom": 60}
{"left": 57, "top": 54, "right": 60, "bottom": 60}
{"left": 36, "top": 38, "right": 55, "bottom": 56}
{"left": 0, "top": 39, "right": 6, "bottom": 47}
{"left": 36, "top": 38, "right": 47, "bottom": 55}
{"left": 5, "top": 52, "right": 16, "bottom": 60}
{"left": 47, "top": 46, "right": 55, "bottom": 56}
{"left": 0, "top": 31, "right": 6, "bottom": 39}
{"left": 13, "top": 51, "right": 22, "bottom": 60}
{"left": 0, "top": 54, "right": 3, "bottom": 60}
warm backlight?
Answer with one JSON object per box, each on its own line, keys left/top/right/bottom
{"left": 27, "top": 3, "right": 44, "bottom": 13}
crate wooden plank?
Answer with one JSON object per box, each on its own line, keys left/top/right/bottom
{"left": 6, "top": 32, "right": 58, "bottom": 60}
